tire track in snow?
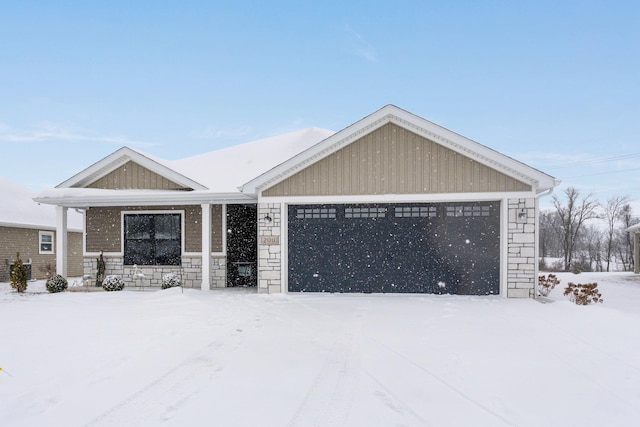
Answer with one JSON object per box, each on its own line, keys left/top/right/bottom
{"left": 286, "top": 305, "right": 363, "bottom": 427}
{"left": 84, "top": 296, "right": 252, "bottom": 426}
{"left": 84, "top": 340, "right": 226, "bottom": 426}
{"left": 289, "top": 298, "right": 516, "bottom": 427}
{"left": 364, "top": 334, "right": 517, "bottom": 427}
{"left": 284, "top": 300, "right": 436, "bottom": 427}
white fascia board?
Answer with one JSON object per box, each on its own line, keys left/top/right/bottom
{"left": 56, "top": 147, "right": 208, "bottom": 191}
{"left": 33, "top": 190, "right": 256, "bottom": 208}
{"left": 258, "top": 190, "right": 536, "bottom": 205}
{"left": 243, "top": 104, "right": 558, "bottom": 195}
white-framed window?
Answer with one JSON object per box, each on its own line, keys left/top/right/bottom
{"left": 39, "top": 231, "right": 54, "bottom": 254}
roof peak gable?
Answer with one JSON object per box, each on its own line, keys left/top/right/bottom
{"left": 56, "top": 147, "right": 208, "bottom": 190}
{"left": 242, "top": 104, "right": 558, "bottom": 194}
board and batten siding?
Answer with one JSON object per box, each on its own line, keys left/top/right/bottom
{"left": 85, "top": 205, "right": 224, "bottom": 254}
{"left": 263, "top": 123, "right": 532, "bottom": 197}
{"left": 0, "top": 226, "right": 83, "bottom": 281}
{"left": 86, "top": 161, "right": 191, "bottom": 190}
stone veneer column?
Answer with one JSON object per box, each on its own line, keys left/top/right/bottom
{"left": 257, "top": 203, "right": 282, "bottom": 294}
{"left": 507, "top": 198, "right": 536, "bottom": 297}
{"left": 210, "top": 256, "right": 227, "bottom": 288}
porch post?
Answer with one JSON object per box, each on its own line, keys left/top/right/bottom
{"left": 201, "top": 204, "right": 211, "bottom": 290}
{"left": 55, "top": 206, "right": 68, "bottom": 277}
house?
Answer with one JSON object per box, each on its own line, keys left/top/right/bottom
{"left": 626, "top": 223, "right": 640, "bottom": 273}
{"left": 34, "top": 105, "right": 559, "bottom": 297}
{"left": 0, "top": 176, "right": 83, "bottom": 281}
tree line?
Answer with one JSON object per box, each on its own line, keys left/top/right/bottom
{"left": 539, "top": 187, "right": 637, "bottom": 272}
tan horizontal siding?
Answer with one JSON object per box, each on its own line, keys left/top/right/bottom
{"left": 184, "top": 205, "right": 201, "bottom": 253}
{"left": 87, "top": 161, "right": 190, "bottom": 190}
{"left": 86, "top": 207, "right": 122, "bottom": 252}
{"left": 211, "top": 204, "right": 223, "bottom": 252}
{"left": 263, "top": 123, "right": 532, "bottom": 196}
{"left": 0, "top": 226, "right": 83, "bottom": 281}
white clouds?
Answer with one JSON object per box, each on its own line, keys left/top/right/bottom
{"left": 0, "top": 122, "right": 155, "bottom": 147}
{"left": 344, "top": 25, "right": 378, "bottom": 63}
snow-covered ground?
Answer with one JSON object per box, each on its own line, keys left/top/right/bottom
{"left": 1, "top": 272, "right": 639, "bottom": 426}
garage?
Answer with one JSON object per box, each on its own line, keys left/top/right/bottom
{"left": 288, "top": 202, "right": 500, "bottom": 294}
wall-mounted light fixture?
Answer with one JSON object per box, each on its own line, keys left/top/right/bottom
{"left": 516, "top": 209, "right": 528, "bottom": 223}
{"left": 264, "top": 214, "right": 273, "bottom": 223}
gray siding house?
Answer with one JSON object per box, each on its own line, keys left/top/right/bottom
{"left": 35, "top": 105, "right": 559, "bottom": 297}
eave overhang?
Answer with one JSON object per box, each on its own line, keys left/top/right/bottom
{"left": 33, "top": 189, "right": 256, "bottom": 208}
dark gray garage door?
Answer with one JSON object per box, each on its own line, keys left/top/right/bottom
{"left": 288, "top": 202, "right": 500, "bottom": 294}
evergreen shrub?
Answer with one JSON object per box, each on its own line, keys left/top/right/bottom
{"left": 102, "top": 275, "right": 125, "bottom": 292}
{"left": 10, "top": 252, "right": 29, "bottom": 293}
{"left": 46, "top": 274, "right": 68, "bottom": 293}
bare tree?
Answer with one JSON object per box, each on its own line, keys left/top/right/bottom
{"left": 601, "top": 196, "right": 629, "bottom": 271}
{"left": 539, "top": 210, "right": 563, "bottom": 268}
{"left": 580, "top": 224, "right": 603, "bottom": 272}
{"left": 552, "top": 187, "right": 599, "bottom": 271}
{"left": 616, "top": 204, "right": 637, "bottom": 271}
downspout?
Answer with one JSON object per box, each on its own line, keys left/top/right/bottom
{"left": 534, "top": 187, "right": 555, "bottom": 299}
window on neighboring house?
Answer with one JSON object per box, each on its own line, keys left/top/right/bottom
{"left": 124, "top": 213, "right": 182, "bottom": 266}
{"left": 39, "top": 231, "right": 54, "bottom": 254}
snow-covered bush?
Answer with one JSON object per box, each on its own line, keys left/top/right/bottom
{"left": 563, "top": 282, "right": 603, "bottom": 305}
{"left": 102, "top": 275, "right": 125, "bottom": 292}
{"left": 538, "top": 274, "right": 560, "bottom": 297}
{"left": 161, "top": 273, "right": 182, "bottom": 289}
{"left": 46, "top": 274, "right": 68, "bottom": 293}
{"left": 10, "top": 252, "right": 29, "bottom": 293}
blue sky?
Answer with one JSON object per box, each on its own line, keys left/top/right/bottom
{"left": 1, "top": 1, "right": 638, "bottom": 211}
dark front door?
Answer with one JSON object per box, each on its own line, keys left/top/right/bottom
{"left": 226, "top": 204, "right": 257, "bottom": 287}
{"left": 288, "top": 202, "right": 500, "bottom": 294}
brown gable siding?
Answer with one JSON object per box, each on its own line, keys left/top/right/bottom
{"left": 85, "top": 205, "right": 224, "bottom": 254}
{"left": 262, "top": 123, "right": 532, "bottom": 196}
{"left": 87, "top": 161, "right": 190, "bottom": 190}
{"left": 0, "top": 226, "right": 83, "bottom": 281}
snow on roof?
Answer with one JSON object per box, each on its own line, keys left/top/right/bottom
{"left": 0, "top": 176, "right": 82, "bottom": 230}
{"left": 626, "top": 223, "right": 640, "bottom": 233}
{"left": 167, "top": 127, "right": 335, "bottom": 192}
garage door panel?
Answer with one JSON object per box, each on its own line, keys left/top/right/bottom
{"left": 288, "top": 203, "right": 499, "bottom": 294}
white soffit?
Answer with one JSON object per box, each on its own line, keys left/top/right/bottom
{"left": 242, "top": 105, "right": 558, "bottom": 195}
{"left": 56, "top": 147, "right": 208, "bottom": 190}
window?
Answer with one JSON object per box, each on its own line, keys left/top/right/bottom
{"left": 394, "top": 206, "right": 437, "bottom": 218}
{"left": 446, "top": 205, "right": 491, "bottom": 217}
{"left": 39, "top": 231, "right": 54, "bottom": 254}
{"left": 345, "top": 207, "right": 387, "bottom": 218}
{"left": 124, "top": 214, "right": 181, "bottom": 266}
{"left": 296, "top": 207, "right": 337, "bottom": 219}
